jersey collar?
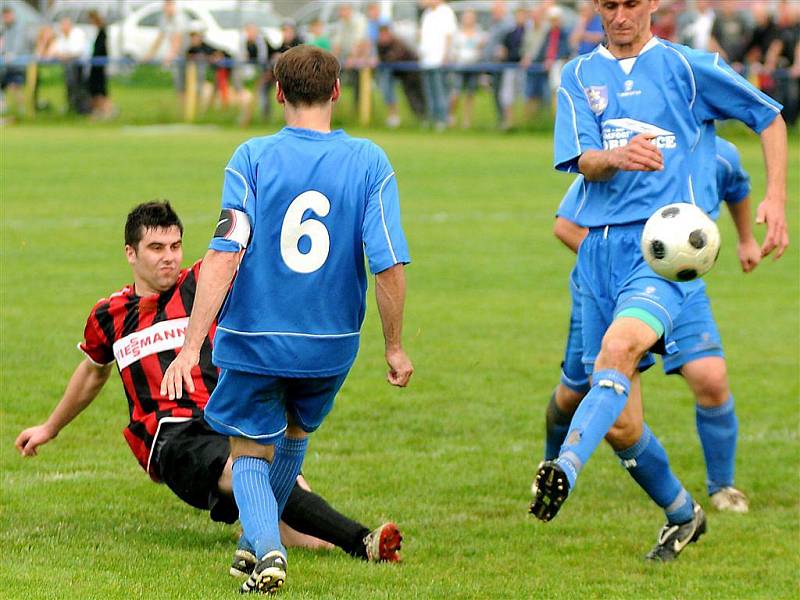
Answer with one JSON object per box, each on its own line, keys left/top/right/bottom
{"left": 597, "top": 35, "right": 659, "bottom": 61}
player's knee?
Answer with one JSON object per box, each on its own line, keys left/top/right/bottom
{"left": 555, "top": 384, "right": 584, "bottom": 414}
{"left": 683, "top": 359, "right": 729, "bottom": 407}
{"left": 229, "top": 437, "right": 273, "bottom": 461}
{"left": 598, "top": 335, "right": 641, "bottom": 373}
{"left": 605, "top": 415, "right": 643, "bottom": 451}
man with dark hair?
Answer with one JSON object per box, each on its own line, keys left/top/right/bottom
{"left": 16, "top": 201, "right": 403, "bottom": 576}
{"left": 162, "top": 44, "right": 412, "bottom": 594}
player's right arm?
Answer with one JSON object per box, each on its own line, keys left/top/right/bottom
{"left": 552, "top": 61, "right": 662, "bottom": 181}
{"left": 15, "top": 359, "right": 113, "bottom": 457}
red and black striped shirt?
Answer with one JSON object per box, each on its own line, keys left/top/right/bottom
{"left": 79, "top": 260, "right": 218, "bottom": 481}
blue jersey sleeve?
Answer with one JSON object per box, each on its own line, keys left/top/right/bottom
{"left": 556, "top": 176, "right": 586, "bottom": 223}
{"left": 716, "top": 141, "right": 751, "bottom": 204}
{"left": 209, "top": 143, "right": 257, "bottom": 253}
{"left": 690, "top": 51, "right": 782, "bottom": 133}
{"left": 553, "top": 60, "right": 603, "bottom": 173}
{"left": 362, "top": 146, "right": 410, "bottom": 274}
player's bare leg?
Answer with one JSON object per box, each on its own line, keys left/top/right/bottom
{"left": 681, "top": 357, "right": 747, "bottom": 513}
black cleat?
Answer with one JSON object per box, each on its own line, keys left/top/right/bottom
{"left": 529, "top": 461, "right": 570, "bottom": 522}
{"left": 240, "top": 550, "right": 286, "bottom": 594}
{"left": 229, "top": 548, "right": 257, "bottom": 578}
{"left": 645, "top": 502, "right": 707, "bottom": 562}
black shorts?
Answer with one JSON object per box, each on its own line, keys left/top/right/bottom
{"left": 153, "top": 417, "right": 238, "bottom": 524}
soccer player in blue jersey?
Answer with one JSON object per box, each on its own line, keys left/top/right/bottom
{"left": 161, "top": 45, "right": 413, "bottom": 594}
{"left": 537, "top": 137, "right": 760, "bottom": 522}
{"left": 530, "top": 0, "right": 789, "bottom": 562}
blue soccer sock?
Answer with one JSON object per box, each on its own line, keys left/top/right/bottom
{"left": 545, "top": 390, "right": 573, "bottom": 461}
{"left": 696, "top": 395, "right": 738, "bottom": 495}
{"left": 232, "top": 456, "right": 283, "bottom": 559}
{"left": 556, "top": 369, "right": 630, "bottom": 488}
{"left": 616, "top": 423, "right": 695, "bottom": 524}
{"left": 270, "top": 436, "right": 309, "bottom": 516}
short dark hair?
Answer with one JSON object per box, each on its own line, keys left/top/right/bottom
{"left": 274, "top": 45, "right": 340, "bottom": 107}
{"left": 125, "top": 201, "right": 183, "bottom": 247}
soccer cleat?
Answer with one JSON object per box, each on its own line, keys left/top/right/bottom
{"left": 240, "top": 550, "right": 286, "bottom": 595}
{"left": 229, "top": 548, "right": 257, "bottom": 578}
{"left": 645, "top": 502, "right": 707, "bottom": 562}
{"left": 530, "top": 460, "right": 545, "bottom": 497}
{"left": 710, "top": 487, "right": 749, "bottom": 513}
{"left": 364, "top": 522, "right": 403, "bottom": 562}
{"left": 529, "top": 461, "right": 570, "bottom": 522}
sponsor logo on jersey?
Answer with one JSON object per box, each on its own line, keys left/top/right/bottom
{"left": 601, "top": 118, "right": 677, "bottom": 150}
{"left": 112, "top": 317, "right": 189, "bottom": 370}
{"left": 585, "top": 85, "right": 608, "bottom": 115}
{"left": 618, "top": 79, "right": 642, "bottom": 98}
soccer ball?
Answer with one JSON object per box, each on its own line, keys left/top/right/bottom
{"left": 641, "top": 203, "right": 721, "bottom": 281}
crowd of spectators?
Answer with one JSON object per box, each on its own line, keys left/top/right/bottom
{"left": 1, "top": 0, "right": 798, "bottom": 128}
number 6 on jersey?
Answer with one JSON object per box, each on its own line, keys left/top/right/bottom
{"left": 280, "top": 190, "right": 331, "bottom": 273}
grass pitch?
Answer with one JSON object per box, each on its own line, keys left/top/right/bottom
{"left": 1, "top": 125, "right": 798, "bottom": 599}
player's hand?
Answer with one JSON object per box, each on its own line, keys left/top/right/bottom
{"left": 160, "top": 348, "right": 199, "bottom": 400}
{"left": 613, "top": 134, "right": 664, "bottom": 172}
{"left": 737, "top": 236, "right": 761, "bottom": 273}
{"left": 15, "top": 424, "right": 57, "bottom": 457}
{"left": 756, "top": 197, "right": 789, "bottom": 259}
{"left": 385, "top": 347, "right": 413, "bottom": 388}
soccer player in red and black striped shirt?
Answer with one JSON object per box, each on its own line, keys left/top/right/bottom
{"left": 15, "top": 201, "right": 402, "bottom": 568}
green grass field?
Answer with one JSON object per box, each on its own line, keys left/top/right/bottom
{"left": 1, "top": 124, "right": 798, "bottom": 599}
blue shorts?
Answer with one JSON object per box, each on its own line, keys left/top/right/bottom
{"left": 577, "top": 222, "right": 689, "bottom": 375}
{"left": 662, "top": 282, "right": 724, "bottom": 374}
{"left": 204, "top": 368, "right": 348, "bottom": 444}
{"left": 563, "top": 265, "right": 655, "bottom": 384}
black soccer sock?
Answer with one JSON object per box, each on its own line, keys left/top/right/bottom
{"left": 544, "top": 390, "right": 573, "bottom": 461}
{"left": 281, "top": 483, "right": 370, "bottom": 559}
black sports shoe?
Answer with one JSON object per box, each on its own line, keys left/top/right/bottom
{"left": 645, "top": 502, "right": 707, "bottom": 562}
{"left": 230, "top": 548, "right": 257, "bottom": 578}
{"left": 240, "top": 550, "right": 287, "bottom": 594}
{"left": 529, "top": 461, "right": 570, "bottom": 522}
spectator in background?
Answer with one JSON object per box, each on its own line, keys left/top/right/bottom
{"left": 365, "top": 2, "right": 398, "bottom": 126}
{"left": 570, "top": 0, "right": 604, "bottom": 55}
{"left": 377, "top": 24, "right": 426, "bottom": 125}
{"left": 680, "top": 0, "right": 715, "bottom": 50}
{"left": 449, "top": 9, "right": 485, "bottom": 129}
{"left": 521, "top": 2, "right": 551, "bottom": 120}
{"left": 48, "top": 17, "right": 89, "bottom": 115}
{"left": 746, "top": 3, "right": 779, "bottom": 69}
{"left": 419, "top": 0, "right": 457, "bottom": 131}
{"left": 525, "top": 5, "right": 571, "bottom": 119}
{"left": 1, "top": 6, "right": 28, "bottom": 117}
{"left": 144, "top": 0, "right": 190, "bottom": 103}
{"left": 331, "top": 3, "right": 368, "bottom": 107}
{"left": 484, "top": 0, "right": 514, "bottom": 128}
{"left": 498, "top": 7, "right": 528, "bottom": 130}
{"left": 765, "top": 0, "right": 800, "bottom": 125}
{"left": 237, "top": 22, "right": 267, "bottom": 126}
{"left": 652, "top": 1, "right": 679, "bottom": 42}
{"left": 87, "top": 11, "right": 115, "bottom": 120}
{"left": 306, "top": 19, "right": 331, "bottom": 51}
{"left": 709, "top": 0, "right": 751, "bottom": 71}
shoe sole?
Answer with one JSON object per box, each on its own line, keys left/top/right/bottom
{"left": 529, "top": 463, "right": 569, "bottom": 522}
{"left": 240, "top": 567, "right": 285, "bottom": 595}
{"left": 378, "top": 523, "right": 403, "bottom": 562}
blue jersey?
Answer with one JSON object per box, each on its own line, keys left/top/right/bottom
{"left": 209, "top": 127, "right": 410, "bottom": 377}
{"left": 557, "top": 136, "right": 750, "bottom": 225}
{"left": 553, "top": 37, "right": 780, "bottom": 227}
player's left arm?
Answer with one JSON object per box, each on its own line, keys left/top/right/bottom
{"left": 160, "top": 249, "right": 241, "bottom": 400}
{"left": 691, "top": 50, "right": 789, "bottom": 259}
{"left": 726, "top": 197, "right": 760, "bottom": 273}
{"left": 755, "top": 116, "right": 789, "bottom": 259}
{"left": 553, "top": 216, "right": 587, "bottom": 255}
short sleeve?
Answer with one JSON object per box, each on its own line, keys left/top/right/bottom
{"left": 209, "top": 143, "right": 256, "bottom": 253}
{"left": 362, "top": 146, "right": 410, "bottom": 274}
{"left": 553, "top": 61, "right": 603, "bottom": 173}
{"left": 78, "top": 306, "right": 114, "bottom": 366}
{"left": 556, "top": 176, "right": 586, "bottom": 221}
{"left": 691, "top": 52, "right": 782, "bottom": 132}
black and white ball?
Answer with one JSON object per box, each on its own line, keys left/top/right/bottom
{"left": 641, "top": 203, "right": 721, "bottom": 281}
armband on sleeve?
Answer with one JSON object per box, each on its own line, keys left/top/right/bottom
{"left": 213, "top": 208, "right": 251, "bottom": 249}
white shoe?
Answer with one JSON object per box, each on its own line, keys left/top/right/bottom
{"left": 710, "top": 486, "right": 749, "bottom": 513}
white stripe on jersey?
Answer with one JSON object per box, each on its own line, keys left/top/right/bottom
{"left": 225, "top": 167, "right": 250, "bottom": 207}
{"left": 378, "top": 171, "right": 399, "bottom": 264}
